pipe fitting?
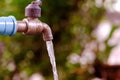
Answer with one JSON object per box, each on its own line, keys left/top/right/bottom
{"left": 0, "top": 16, "right": 17, "bottom": 36}
{"left": 22, "top": 18, "right": 43, "bottom": 34}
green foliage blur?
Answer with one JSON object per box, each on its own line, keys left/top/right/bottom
{"left": 0, "top": 0, "right": 105, "bottom": 80}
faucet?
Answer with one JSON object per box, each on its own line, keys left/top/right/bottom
{"left": 0, "top": 0, "right": 53, "bottom": 41}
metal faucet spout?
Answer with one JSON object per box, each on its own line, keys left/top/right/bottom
{"left": 17, "top": 21, "right": 27, "bottom": 32}
{"left": 17, "top": 18, "right": 53, "bottom": 41}
{"left": 42, "top": 23, "right": 53, "bottom": 41}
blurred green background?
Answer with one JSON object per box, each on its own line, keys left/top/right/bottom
{"left": 0, "top": 0, "right": 110, "bottom": 80}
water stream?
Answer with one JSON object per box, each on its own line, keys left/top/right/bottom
{"left": 46, "top": 41, "right": 58, "bottom": 80}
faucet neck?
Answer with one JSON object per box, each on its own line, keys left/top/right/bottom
{"left": 26, "top": 17, "right": 39, "bottom": 21}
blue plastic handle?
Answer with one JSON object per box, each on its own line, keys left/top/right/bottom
{"left": 0, "top": 16, "right": 17, "bottom": 36}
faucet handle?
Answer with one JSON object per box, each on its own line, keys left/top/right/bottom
{"left": 35, "top": 0, "right": 42, "bottom": 6}
{"left": 25, "top": 0, "right": 42, "bottom": 18}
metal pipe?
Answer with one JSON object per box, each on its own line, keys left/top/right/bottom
{"left": 17, "top": 21, "right": 27, "bottom": 32}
